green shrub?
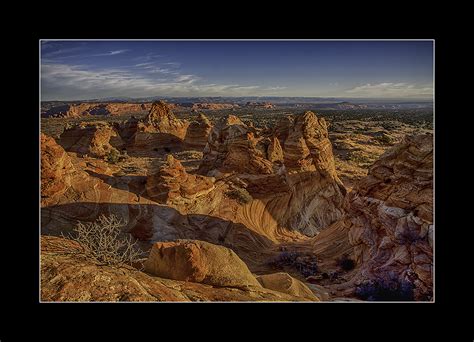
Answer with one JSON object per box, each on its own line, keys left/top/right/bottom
{"left": 374, "top": 133, "right": 393, "bottom": 145}
{"left": 226, "top": 187, "right": 253, "bottom": 204}
{"left": 105, "top": 149, "right": 121, "bottom": 164}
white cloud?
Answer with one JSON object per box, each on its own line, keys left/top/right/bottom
{"left": 345, "top": 82, "right": 432, "bottom": 98}
{"left": 92, "top": 49, "right": 129, "bottom": 57}
{"left": 41, "top": 63, "right": 286, "bottom": 100}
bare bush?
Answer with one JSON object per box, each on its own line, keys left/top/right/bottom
{"left": 66, "top": 214, "right": 144, "bottom": 267}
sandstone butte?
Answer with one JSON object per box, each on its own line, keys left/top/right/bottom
{"left": 40, "top": 100, "right": 433, "bottom": 301}
{"left": 133, "top": 101, "right": 189, "bottom": 147}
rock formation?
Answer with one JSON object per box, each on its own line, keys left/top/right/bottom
{"left": 144, "top": 239, "right": 262, "bottom": 288}
{"left": 184, "top": 113, "right": 213, "bottom": 150}
{"left": 41, "top": 236, "right": 313, "bottom": 302}
{"left": 146, "top": 155, "right": 215, "bottom": 205}
{"left": 198, "top": 115, "right": 274, "bottom": 176}
{"left": 58, "top": 122, "right": 123, "bottom": 158}
{"left": 198, "top": 112, "right": 345, "bottom": 237}
{"left": 256, "top": 272, "right": 319, "bottom": 301}
{"left": 345, "top": 134, "right": 433, "bottom": 300}
{"left": 41, "top": 133, "right": 76, "bottom": 198}
{"left": 134, "top": 101, "right": 189, "bottom": 147}
{"left": 41, "top": 133, "right": 158, "bottom": 236}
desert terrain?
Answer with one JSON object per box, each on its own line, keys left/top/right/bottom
{"left": 40, "top": 100, "right": 433, "bottom": 302}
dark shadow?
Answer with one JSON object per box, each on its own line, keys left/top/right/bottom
{"left": 41, "top": 202, "right": 276, "bottom": 271}
{"left": 84, "top": 170, "right": 148, "bottom": 199}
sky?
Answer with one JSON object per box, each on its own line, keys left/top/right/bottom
{"left": 41, "top": 40, "right": 434, "bottom": 101}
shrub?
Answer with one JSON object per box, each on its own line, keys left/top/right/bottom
{"left": 374, "top": 133, "right": 393, "bottom": 145}
{"left": 355, "top": 278, "right": 415, "bottom": 301}
{"left": 268, "top": 251, "right": 319, "bottom": 278}
{"left": 226, "top": 187, "right": 253, "bottom": 204}
{"left": 337, "top": 254, "right": 356, "bottom": 271}
{"left": 105, "top": 149, "right": 121, "bottom": 164}
{"left": 65, "top": 214, "right": 144, "bottom": 267}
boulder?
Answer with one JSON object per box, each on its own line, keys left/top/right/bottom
{"left": 144, "top": 239, "right": 262, "bottom": 288}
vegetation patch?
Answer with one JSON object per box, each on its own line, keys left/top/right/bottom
{"left": 63, "top": 214, "right": 144, "bottom": 267}
{"left": 105, "top": 149, "right": 121, "bottom": 164}
{"left": 268, "top": 251, "right": 319, "bottom": 278}
{"left": 355, "top": 278, "right": 415, "bottom": 301}
{"left": 226, "top": 187, "right": 253, "bottom": 204}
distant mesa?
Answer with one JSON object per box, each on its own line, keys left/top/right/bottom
{"left": 245, "top": 101, "right": 275, "bottom": 109}
{"left": 42, "top": 102, "right": 152, "bottom": 118}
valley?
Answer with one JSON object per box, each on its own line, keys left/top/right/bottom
{"left": 40, "top": 100, "right": 433, "bottom": 302}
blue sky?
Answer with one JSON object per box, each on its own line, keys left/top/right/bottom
{"left": 41, "top": 40, "right": 434, "bottom": 101}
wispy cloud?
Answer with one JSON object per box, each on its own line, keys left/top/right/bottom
{"left": 41, "top": 62, "right": 285, "bottom": 100}
{"left": 92, "top": 49, "right": 129, "bottom": 57}
{"left": 345, "top": 82, "right": 432, "bottom": 98}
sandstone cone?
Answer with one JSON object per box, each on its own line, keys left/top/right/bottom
{"left": 199, "top": 115, "right": 273, "bottom": 175}
{"left": 146, "top": 155, "right": 215, "bottom": 204}
{"left": 184, "top": 113, "right": 213, "bottom": 149}
{"left": 144, "top": 239, "right": 262, "bottom": 288}
{"left": 134, "top": 101, "right": 189, "bottom": 146}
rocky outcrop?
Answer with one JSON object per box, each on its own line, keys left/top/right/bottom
{"left": 198, "top": 112, "right": 345, "bottom": 237}
{"left": 134, "top": 101, "right": 189, "bottom": 147}
{"left": 346, "top": 134, "right": 433, "bottom": 300}
{"left": 41, "top": 133, "right": 76, "bottom": 198}
{"left": 198, "top": 115, "right": 274, "bottom": 176}
{"left": 146, "top": 155, "right": 215, "bottom": 205}
{"left": 256, "top": 272, "right": 319, "bottom": 301}
{"left": 144, "top": 239, "right": 262, "bottom": 288}
{"left": 184, "top": 113, "right": 213, "bottom": 150}
{"left": 41, "top": 236, "right": 313, "bottom": 302}
{"left": 41, "top": 134, "right": 159, "bottom": 237}
{"left": 58, "top": 122, "right": 123, "bottom": 158}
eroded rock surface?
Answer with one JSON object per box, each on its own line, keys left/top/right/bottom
{"left": 41, "top": 236, "right": 312, "bottom": 302}
{"left": 257, "top": 272, "right": 319, "bottom": 301}
{"left": 134, "top": 101, "right": 189, "bottom": 147}
{"left": 184, "top": 113, "right": 213, "bottom": 150}
{"left": 146, "top": 155, "right": 215, "bottom": 205}
{"left": 198, "top": 112, "right": 345, "bottom": 237}
{"left": 59, "top": 121, "right": 123, "bottom": 158}
{"left": 346, "top": 134, "right": 433, "bottom": 300}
